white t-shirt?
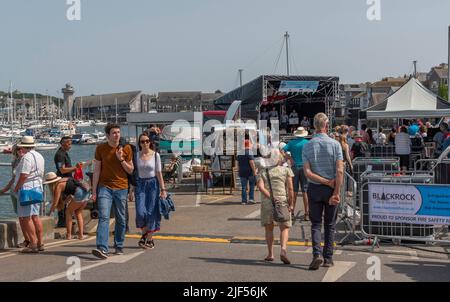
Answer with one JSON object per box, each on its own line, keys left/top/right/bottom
{"left": 14, "top": 150, "right": 45, "bottom": 190}
{"left": 137, "top": 152, "right": 162, "bottom": 179}
{"left": 375, "top": 133, "right": 386, "bottom": 145}
{"left": 395, "top": 132, "right": 411, "bottom": 155}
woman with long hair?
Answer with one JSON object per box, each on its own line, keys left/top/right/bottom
{"left": 134, "top": 133, "right": 167, "bottom": 249}
{"left": 337, "top": 127, "right": 353, "bottom": 174}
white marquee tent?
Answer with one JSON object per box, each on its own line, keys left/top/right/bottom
{"left": 365, "top": 77, "right": 450, "bottom": 119}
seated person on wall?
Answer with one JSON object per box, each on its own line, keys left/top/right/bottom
{"left": 164, "top": 153, "right": 181, "bottom": 183}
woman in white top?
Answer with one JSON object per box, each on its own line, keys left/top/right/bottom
{"left": 13, "top": 137, "right": 45, "bottom": 253}
{"left": 134, "top": 133, "right": 167, "bottom": 249}
{"left": 395, "top": 126, "right": 411, "bottom": 173}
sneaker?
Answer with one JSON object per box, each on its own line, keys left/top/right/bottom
{"left": 248, "top": 200, "right": 256, "bottom": 204}
{"left": 323, "top": 258, "right": 334, "bottom": 267}
{"left": 114, "top": 248, "right": 124, "bottom": 255}
{"left": 145, "top": 239, "right": 155, "bottom": 249}
{"left": 241, "top": 202, "right": 248, "bottom": 205}
{"left": 92, "top": 248, "right": 108, "bottom": 260}
{"left": 38, "top": 244, "right": 45, "bottom": 252}
{"left": 308, "top": 255, "right": 323, "bottom": 271}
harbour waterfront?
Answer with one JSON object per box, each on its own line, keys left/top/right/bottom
{"left": 0, "top": 125, "right": 134, "bottom": 218}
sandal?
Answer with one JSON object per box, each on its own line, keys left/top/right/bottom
{"left": 20, "top": 246, "right": 39, "bottom": 254}
{"left": 138, "top": 234, "right": 148, "bottom": 248}
{"left": 145, "top": 239, "right": 155, "bottom": 249}
{"left": 264, "top": 256, "right": 274, "bottom": 262}
{"left": 18, "top": 240, "right": 30, "bottom": 248}
{"left": 280, "top": 254, "right": 291, "bottom": 265}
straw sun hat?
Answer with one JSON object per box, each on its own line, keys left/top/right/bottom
{"left": 17, "top": 136, "right": 37, "bottom": 148}
{"left": 294, "top": 127, "right": 308, "bottom": 137}
{"left": 43, "top": 172, "right": 62, "bottom": 185}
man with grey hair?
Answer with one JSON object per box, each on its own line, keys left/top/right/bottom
{"left": 302, "top": 113, "right": 344, "bottom": 270}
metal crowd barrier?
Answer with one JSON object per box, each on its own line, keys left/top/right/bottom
{"left": 359, "top": 171, "right": 450, "bottom": 245}
{"left": 352, "top": 157, "right": 400, "bottom": 203}
{"left": 336, "top": 171, "right": 361, "bottom": 244}
{"left": 370, "top": 145, "right": 396, "bottom": 158}
{"left": 435, "top": 160, "right": 450, "bottom": 184}
{"left": 415, "top": 146, "right": 450, "bottom": 174}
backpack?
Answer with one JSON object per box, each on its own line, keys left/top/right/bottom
{"left": 411, "top": 135, "right": 424, "bottom": 152}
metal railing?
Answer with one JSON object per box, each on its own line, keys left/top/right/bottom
{"left": 359, "top": 171, "right": 450, "bottom": 246}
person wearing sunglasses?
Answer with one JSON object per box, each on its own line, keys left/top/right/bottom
{"left": 134, "top": 133, "right": 167, "bottom": 249}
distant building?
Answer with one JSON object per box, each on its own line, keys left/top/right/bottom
{"left": 346, "top": 91, "right": 369, "bottom": 126}
{"left": 367, "top": 76, "right": 410, "bottom": 108}
{"left": 427, "top": 63, "right": 449, "bottom": 94}
{"left": 335, "top": 83, "right": 368, "bottom": 125}
{"left": 156, "top": 91, "right": 224, "bottom": 112}
{"left": 73, "top": 91, "right": 149, "bottom": 122}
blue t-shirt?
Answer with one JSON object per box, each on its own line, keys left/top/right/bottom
{"left": 442, "top": 136, "right": 450, "bottom": 158}
{"left": 237, "top": 150, "right": 255, "bottom": 177}
{"left": 283, "top": 137, "right": 308, "bottom": 167}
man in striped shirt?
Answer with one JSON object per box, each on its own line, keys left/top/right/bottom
{"left": 302, "top": 113, "right": 344, "bottom": 270}
{"left": 394, "top": 126, "right": 411, "bottom": 173}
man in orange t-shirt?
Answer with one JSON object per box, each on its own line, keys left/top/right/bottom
{"left": 91, "top": 123, "right": 134, "bottom": 259}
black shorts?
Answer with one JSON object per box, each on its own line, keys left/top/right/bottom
{"left": 397, "top": 154, "right": 410, "bottom": 168}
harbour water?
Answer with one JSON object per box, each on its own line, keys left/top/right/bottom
{"left": 0, "top": 125, "right": 136, "bottom": 218}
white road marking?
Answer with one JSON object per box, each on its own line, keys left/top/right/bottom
{"left": 245, "top": 209, "right": 261, "bottom": 219}
{"left": 388, "top": 255, "right": 420, "bottom": 261}
{"left": 322, "top": 261, "right": 356, "bottom": 282}
{"left": 195, "top": 193, "right": 202, "bottom": 207}
{"left": 31, "top": 251, "right": 144, "bottom": 282}
{"left": 292, "top": 248, "right": 312, "bottom": 254}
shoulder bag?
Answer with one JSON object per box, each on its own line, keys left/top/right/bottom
{"left": 19, "top": 152, "right": 44, "bottom": 206}
{"left": 265, "top": 168, "right": 290, "bottom": 223}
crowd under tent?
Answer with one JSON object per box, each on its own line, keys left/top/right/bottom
{"left": 214, "top": 75, "right": 339, "bottom": 126}
{"left": 365, "top": 77, "right": 450, "bottom": 121}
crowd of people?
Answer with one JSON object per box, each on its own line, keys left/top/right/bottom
{"left": 237, "top": 114, "right": 450, "bottom": 269}
{"left": 0, "top": 123, "right": 169, "bottom": 258}
{"left": 259, "top": 106, "right": 311, "bottom": 133}
{"left": 1, "top": 113, "right": 449, "bottom": 270}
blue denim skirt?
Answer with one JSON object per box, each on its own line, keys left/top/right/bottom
{"left": 134, "top": 177, "right": 161, "bottom": 232}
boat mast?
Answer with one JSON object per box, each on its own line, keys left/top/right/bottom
{"left": 34, "top": 94, "right": 37, "bottom": 122}
{"left": 100, "top": 95, "right": 103, "bottom": 122}
{"left": 284, "top": 31, "right": 290, "bottom": 76}
{"left": 115, "top": 97, "right": 118, "bottom": 124}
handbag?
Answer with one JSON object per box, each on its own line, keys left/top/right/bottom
{"left": 19, "top": 187, "right": 44, "bottom": 206}
{"left": 265, "top": 168, "right": 290, "bottom": 223}
{"left": 19, "top": 152, "right": 44, "bottom": 206}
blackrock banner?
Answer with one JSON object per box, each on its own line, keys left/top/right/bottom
{"left": 368, "top": 183, "right": 450, "bottom": 225}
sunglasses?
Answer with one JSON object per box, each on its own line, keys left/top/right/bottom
{"left": 140, "top": 140, "right": 150, "bottom": 144}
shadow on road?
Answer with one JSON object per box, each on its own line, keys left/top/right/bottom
{"left": 385, "top": 260, "right": 450, "bottom": 282}
{"left": 190, "top": 256, "right": 310, "bottom": 270}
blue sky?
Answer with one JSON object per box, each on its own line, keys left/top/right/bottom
{"left": 0, "top": 0, "right": 449, "bottom": 96}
